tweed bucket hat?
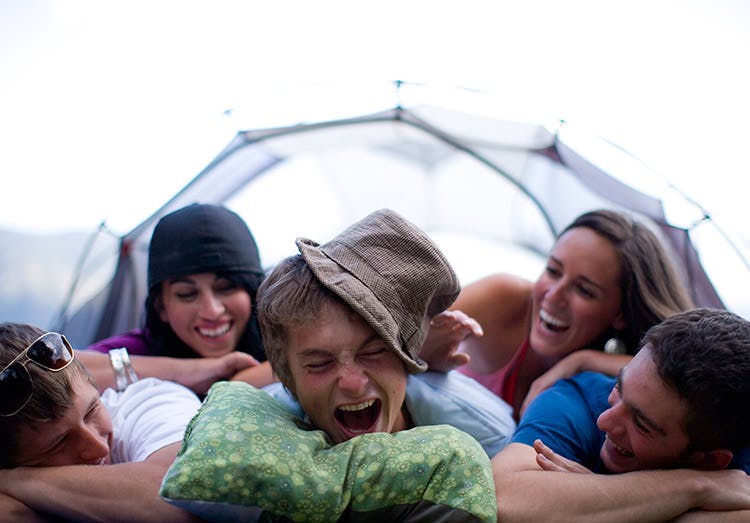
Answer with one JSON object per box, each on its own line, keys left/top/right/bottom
{"left": 296, "top": 208, "right": 461, "bottom": 373}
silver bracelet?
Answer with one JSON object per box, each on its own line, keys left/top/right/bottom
{"left": 109, "top": 348, "right": 139, "bottom": 391}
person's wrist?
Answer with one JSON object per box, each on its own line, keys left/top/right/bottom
{"left": 108, "top": 348, "right": 139, "bottom": 391}
{"left": 563, "top": 350, "right": 584, "bottom": 375}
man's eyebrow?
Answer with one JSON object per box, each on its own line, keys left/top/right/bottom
{"left": 299, "top": 334, "right": 382, "bottom": 354}
{"left": 298, "top": 348, "right": 332, "bottom": 358}
{"left": 619, "top": 366, "right": 667, "bottom": 436}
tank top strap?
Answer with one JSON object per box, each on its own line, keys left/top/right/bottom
{"left": 500, "top": 337, "right": 531, "bottom": 417}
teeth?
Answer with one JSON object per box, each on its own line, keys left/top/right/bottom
{"left": 607, "top": 436, "right": 634, "bottom": 457}
{"left": 199, "top": 324, "right": 230, "bottom": 337}
{"left": 338, "top": 399, "right": 375, "bottom": 412}
{"left": 539, "top": 309, "right": 567, "bottom": 328}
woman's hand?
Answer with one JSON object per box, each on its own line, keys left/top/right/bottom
{"left": 419, "top": 310, "right": 483, "bottom": 372}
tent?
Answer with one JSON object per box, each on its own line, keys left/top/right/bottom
{"left": 56, "top": 83, "right": 750, "bottom": 348}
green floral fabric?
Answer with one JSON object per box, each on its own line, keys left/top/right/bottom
{"left": 160, "top": 381, "right": 497, "bottom": 522}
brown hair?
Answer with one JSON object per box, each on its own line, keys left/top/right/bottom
{"left": 561, "top": 210, "right": 694, "bottom": 353}
{"left": 0, "top": 322, "right": 93, "bottom": 468}
{"left": 644, "top": 308, "right": 750, "bottom": 451}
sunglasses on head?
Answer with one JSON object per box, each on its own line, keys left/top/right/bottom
{"left": 0, "top": 332, "right": 75, "bottom": 417}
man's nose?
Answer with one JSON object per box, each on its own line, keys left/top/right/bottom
{"left": 76, "top": 425, "right": 110, "bottom": 464}
{"left": 337, "top": 364, "right": 369, "bottom": 396}
{"left": 596, "top": 402, "right": 625, "bottom": 435}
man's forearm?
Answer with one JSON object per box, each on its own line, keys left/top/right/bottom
{"left": 492, "top": 444, "right": 750, "bottom": 523}
{"left": 0, "top": 446, "right": 200, "bottom": 523}
{"left": 670, "top": 509, "right": 750, "bottom": 522}
{"left": 494, "top": 468, "right": 711, "bottom": 522}
{"left": 0, "top": 492, "right": 53, "bottom": 523}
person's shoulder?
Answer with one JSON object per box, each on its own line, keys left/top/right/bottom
{"left": 405, "top": 371, "right": 516, "bottom": 456}
{"left": 406, "top": 370, "right": 515, "bottom": 422}
{"left": 84, "top": 329, "right": 151, "bottom": 355}
{"left": 513, "top": 372, "right": 609, "bottom": 461}
{"left": 554, "top": 372, "right": 614, "bottom": 399}
{"left": 522, "top": 372, "right": 612, "bottom": 420}
{"left": 455, "top": 273, "right": 533, "bottom": 322}
{"left": 464, "top": 273, "right": 533, "bottom": 297}
{"left": 567, "top": 371, "right": 616, "bottom": 389}
{"left": 556, "top": 372, "right": 614, "bottom": 415}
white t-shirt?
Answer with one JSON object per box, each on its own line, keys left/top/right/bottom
{"left": 100, "top": 378, "right": 201, "bottom": 463}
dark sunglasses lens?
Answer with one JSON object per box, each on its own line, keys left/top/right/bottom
{"left": 0, "top": 363, "right": 32, "bottom": 416}
{"left": 27, "top": 334, "right": 73, "bottom": 370}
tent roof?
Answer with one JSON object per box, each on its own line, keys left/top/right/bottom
{"left": 56, "top": 90, "right": 750, "bottom": 347}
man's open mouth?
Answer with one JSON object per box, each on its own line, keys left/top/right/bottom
{"left": 335, "top": 398, "right": 381, "bottom": 438}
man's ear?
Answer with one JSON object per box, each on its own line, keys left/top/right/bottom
{"left": 688, "top": 448, "right": 733, "bottom": 470}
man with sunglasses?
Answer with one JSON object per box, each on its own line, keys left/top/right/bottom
{"left": 0, "top": 323, "right": 204, "bottom": 522}
{"left": 491, "top": 308, "right": 750, "bottom": 522}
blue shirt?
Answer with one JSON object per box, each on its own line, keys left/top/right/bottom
{"left": 512, "top": 371, "right": 750, "bottom": 473}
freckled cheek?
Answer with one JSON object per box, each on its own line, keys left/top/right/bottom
{"left": 294, "top": 374, "right": 332, "bottom": 410}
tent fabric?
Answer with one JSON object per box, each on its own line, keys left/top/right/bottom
{"left": 57, "top": 92, "right": 747, "bottom": 348}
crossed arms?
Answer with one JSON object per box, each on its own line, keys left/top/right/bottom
{"left": 0, "top": 443, "right": 203, "bottom": 523}
{"left": 492, "top": 441, "right": 750, "bottom": 522}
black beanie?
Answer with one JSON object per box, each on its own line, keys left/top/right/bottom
{"left": 148, "top": 203, "right": 263, "bottom": 289}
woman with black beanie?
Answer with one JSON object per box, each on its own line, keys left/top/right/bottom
{"left": 78, "top": 203, "right": 274, "bottom": 394}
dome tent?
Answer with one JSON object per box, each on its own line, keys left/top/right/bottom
{"left": 56, "top": 83, "right": 748, "bottom": 347}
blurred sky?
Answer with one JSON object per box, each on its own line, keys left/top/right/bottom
{"left": 1, "top": 0, "right": 748, "bottom": 245}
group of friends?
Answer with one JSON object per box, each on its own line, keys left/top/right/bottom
{"left": 1, "top": 203, "right": 748, "bottom": 522}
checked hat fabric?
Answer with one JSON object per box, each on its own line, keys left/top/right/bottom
{"left": 296, "top": 209, "right": 460, "bottom": 373}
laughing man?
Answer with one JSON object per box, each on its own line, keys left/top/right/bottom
{"left": 257, "top": 208, "right": 516, "bottom": 455}
{"left": 492, "top": 307, "right": 750, "bottom": 522}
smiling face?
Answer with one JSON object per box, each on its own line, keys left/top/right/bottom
{"left": 530, "top": 226, "right": 625, "bottom": 359}
{"left": 285, "top": 300, "right": 410, "bottom": 444}
{"left": 13, "top": 373, "right": 112, "bottom": 467}
{"left": 596, "top": 347, "right": 693, "bottom": 473}
{"left": 158, "top": 272, "right": 252, "bottom": 357}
